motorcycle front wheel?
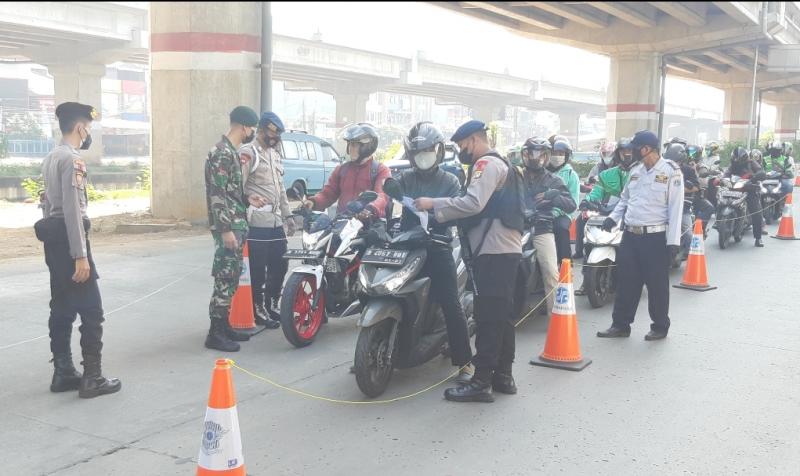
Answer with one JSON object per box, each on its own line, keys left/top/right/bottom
{"left": 764, "top": 201, "right": 775, "bottom": 225}
{"left": 280, "top": 273, "right": 326, "bottom": 348}
{"left": 355, "top": 319, "right": 396, "bottom": 398}
{"left": 718, "top": 220, "right": 729, "bottom": 249}
{"left": 585, "top": 262, "right": 613, "bottom": 309}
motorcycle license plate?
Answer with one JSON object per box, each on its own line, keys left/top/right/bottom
{"left": 361, "top": 248, "right": 409, "bottom": 266}
{"left": 324, "top": 258, "right": 340, "bottom": 273}
{"left": 722, "top": 191, "right": 744, "bottom": 198}
{"left": 283, "top": 249, "right": 324, "bottom": 260}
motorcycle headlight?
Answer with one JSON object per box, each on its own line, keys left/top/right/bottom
{"left": 303, "top": 230, "right": 325, "bottom": 250}
{"left": 372, "top": 256, "right": 424, "bottom": 295}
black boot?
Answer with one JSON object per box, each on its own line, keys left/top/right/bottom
{"left": 492, "top": 370, "right": 517, "bottom": 395}
{"left": 444, "top": 373, "right": 494, "bottom": 403}
{"left": 50, "top": 353, "right": 82, "bottom": 392}
{"left": 267, "top": 297, "right": 281, "bottom": 322}
{"left": 224, "top": 320, "right": 250, "bottom": 342}
{"left": 205, "top": 320, "right": 240, "bottom": 352}
{"left": 254, "top": 302, "right": 280, "bottom": 329}
{"left": 755, "top": 238, "right": 764, "bottom": 247}
{"left": 78, "top": 355, "right": 121, "bottom": 399}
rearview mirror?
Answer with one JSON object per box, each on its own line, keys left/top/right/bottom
{"left": 286, "top": 185, "right": 304, "bottom": 201}
{"left": 383, "top": 177, "right": 403, "bottom": 202}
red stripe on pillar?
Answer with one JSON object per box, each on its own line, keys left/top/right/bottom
{"left": 722, "top": 120, "right": 750, "bottom": 125}
{"left": 775, "top": 128, "right": 796, "bottom": 133}
{"left": 606, "top": 104, "right": 657, "bottom": 112}
{"left": 151, "top": 32, "right": 260, "bottom": 53}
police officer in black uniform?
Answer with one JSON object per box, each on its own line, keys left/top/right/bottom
{"left": 35, "top": 102, "right": 121, "bottom": 398}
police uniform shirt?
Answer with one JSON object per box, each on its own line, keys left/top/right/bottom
{"left": 431, "top": 154, "right": 522, "bottom": 256}
{"left": 609, "top": 158, "right": 684, "bottom": 246}
{"left": 41, "top": 142, "right": 89, "bottom": 258}
{"left": 239, "top": 141, "right": 290, "bottom": 228}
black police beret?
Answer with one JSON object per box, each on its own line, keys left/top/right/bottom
{"left": 55, "top": 102, "right": 97, "bottom": 122}
{"left": 229, "top": 106, "right": 259, "bottom": 127}
{"left": 450, "top": 120, "right": 487, "bottom": 142}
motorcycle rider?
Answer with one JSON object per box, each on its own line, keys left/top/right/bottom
{"left": 585, "top": 140, "right": 617, "bottom": 188}
{"left": 723, "top": 146, "right": 765, "bottom": 247}
{"left": 762, "top": 141, "right": 795, "bottom": 195}
{"left": 546, "top": 137, "right": 580, "bottom": 266}
{"left": 696, "top": 143, "right": 720, "bottom": 207}
{"left": 303, "top": 123, "right": 391, "bottom": 221}
{"left": 704, "top": 141, "right": 721, "bottom": 164}
{"left": 574, "top": 138, "right": 637, "bottom": 295}
{"left": 396, "top": 121, "right": 474, "bottom": 385}
{"left": 663, "top": 143, "right": 715, "bottom": 248}
{"left": 519, "top": 137, "right": 576, "bottom": 315}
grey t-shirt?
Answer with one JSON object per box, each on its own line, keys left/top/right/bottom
{"left": 42, "top": 142, "right": 88, "bottom": 258}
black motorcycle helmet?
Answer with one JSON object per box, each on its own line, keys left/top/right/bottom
{"left": 521, "top": 136, "right": 551, "bottom": 171}
{"left": 403, "top": 121, "right": 445, "bottom": 172}
{"left": 767, "top": 141, "right": 782, "bottom": 158}
{"left": 617, "top": 137, "right": 637, "bottom": 170}
{"left": 663, "top": 143, "right": 688, "bottom": 164}
{"left": 664, "top": 137, "right": 688, "bottom": 151}
{"left": 340, "top": 123, "right": 379, "bottom": 162}
{"left": 731, "top": 146, "right": 750, "bottom": 164}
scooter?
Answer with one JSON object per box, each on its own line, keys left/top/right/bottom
{"left": 760, "top": 171, "right": 783, "bottom": 225}
{"left": 280, "top": 188, "right": 377, "bottom": 347}
{"left": 715, "top": 175, "right": 752, "bottom": 249}
{"left": 353, "top": 179, "right": 474, "bottom": 398}
{"left": 581, "top": 203, "right": 622, "bottom": 308}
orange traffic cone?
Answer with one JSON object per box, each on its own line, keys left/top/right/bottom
{"left": 569, "top": 217, "right": 577, "bottom": 243}
{"left": 228, "top": 242, "right": 265, "bottom": 335}
{"left": 197, "top": 359, "right": 245, "bottom": 476}
{"left": 530, "top": 259, "right": 591, "bottom": 371}
{"left": 673, "top": 219, "right": 717, "bottom": 292}
{"left": 772, "top": 193, "right": 800, "bottom": 240}
{"left": 794, "top": 176, "right": 800, "bottom": 187}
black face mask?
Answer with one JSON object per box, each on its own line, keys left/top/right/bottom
{"left": 80, "top": 131, "right": 92, "bottom": 150}
{"left": 770, "top": 150, "right": 781, "bottom": 158}
{"left": 267, "top": 137, "right": 280, "bottom": 148}
{"left": 243, "top": 130, "right": 256, "bottom": 144}
{"left": 632, "top": 146, "right": 646, "bottom": 163}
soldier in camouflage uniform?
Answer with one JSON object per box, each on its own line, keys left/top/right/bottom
{"left": 204, "top": 106, "right": 259, "bottom": 352}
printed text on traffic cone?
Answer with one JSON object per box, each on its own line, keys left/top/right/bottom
{"left": 673, "top": 219, "right": 717, "bottom": 292}
{"left": 531, "top": 259, "right": 591, "bottom": 371}
{"left": 197, "top": 359, "right": 245, "bottom": 476}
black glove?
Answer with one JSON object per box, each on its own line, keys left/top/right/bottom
{"left": 579, "top": 200, "right": 596, "bottom": 211}
{"left": 543, "top": 189, "right": 560, "bottom": 201}
{"left": 601, "top": 217, "right": 616, "bottom": 232}
{"left": 668, "top": 245, "right": 680, "bottom": 260}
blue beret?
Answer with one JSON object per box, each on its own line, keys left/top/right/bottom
{"left": 259, "top": 111, "right": 285, "bottom": 133}
{"left": 630, "top": 130, "right": 660, "bottom": 148}
{"left": 451, "top": 120, "right": 487, "bottom": 143}
{"left": 229, "top": 106, "right": 259, "bottom": 127}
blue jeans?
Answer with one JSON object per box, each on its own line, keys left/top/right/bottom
{"left": 780, "top": 178, "right": 794, "bottom": 194}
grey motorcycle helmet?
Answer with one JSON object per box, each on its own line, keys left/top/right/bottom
{"left": 340, "top": 122, "right": 379, "bottom": 162}
{"left": 663, "top": 143, "right": 688, "bottom": 164}
{"left": 403, "top": 121, "right": 445, "bottom": 171}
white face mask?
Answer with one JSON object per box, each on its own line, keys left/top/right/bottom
{"left": 414, "top": 151, "right": 438, "bottom": 170}
{"left": 549, "top": 155, "right": 566, "bottom": 168}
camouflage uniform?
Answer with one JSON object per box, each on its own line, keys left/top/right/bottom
{"left": 205, "top": 135, "right": 249, "bottom": 322}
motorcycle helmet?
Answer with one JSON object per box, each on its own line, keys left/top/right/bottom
{"left": 731, "top": 146, "right": 750, "bottom": 165}
{"left": 548, "top": 134, "right": 568, "bottom": 147}
{"left": 549, "top": 137, "right": 572, "bottom": 169}
{"left": 705, "top": 141, "right": 720, "bottom": 157}
{"left": 664, "top": 136, "right": 688, "bottom": 151}
{"left": 340, "top": 123, "right": 379, "bottom": 162}
{"left": 599, "top": 140, "right": 616, "bottom": 165}
{"left": 767, "top": 141, "right": 782, "bottom": 158}
{"left": 616, "top": 137, "right": 637, "bottom": 170}
{"left": 403, "top": 121, "right": 445, "bottom": 172}
{"left": 750, "top": 149, "right": 763, "bottom": 164}
{"left": 782, "top": 141, "right": 794, "bottom": 157}
{"left": 686, "top": 144, "right": 702, "bottom": 162}
{"left": 522, "top": 137, "right": 551, "bottom": 171}
{"left": 663, "top": 143, "right": 688, "bottom": 164}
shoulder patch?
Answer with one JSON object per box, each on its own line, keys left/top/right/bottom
{"left": 73, "top": 158, "right": 87, "bottom": 187}
{"left": 472, "top": 159, "right": 489, "bottom": 179}
{"left": 239, "top": 152, "right": 252, "bottom": 165}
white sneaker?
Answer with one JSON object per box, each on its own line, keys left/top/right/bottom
{"left": 455, "top": 364, "right": 474, "bottom": 385}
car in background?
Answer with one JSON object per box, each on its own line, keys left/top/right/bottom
{"left": 279, "top": 130, "right": 343, "bottom": 197}
{"left": 384, "top": 142, "right": 467, "bottom": 186}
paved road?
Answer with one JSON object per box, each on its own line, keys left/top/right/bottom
{"left": 1, "top": 209, "right": 798, "bottom": 475}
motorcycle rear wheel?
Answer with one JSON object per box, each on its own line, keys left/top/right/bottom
{"left": 355, "top": 319, "right": 396, "bottom": 398}
{"left": 585, "top": 262, "right": 613, "bottom": 309}
{"left": 718, "top": 220, "right": 729, "bottom": 249}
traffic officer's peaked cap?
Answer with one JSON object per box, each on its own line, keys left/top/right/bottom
{"left": 259, "top": 111, "right": 285, "bottom": 133}
{"left": 451, "top": 120, "right": 487, "bottom": 143}
{"left": 229, "top": 106, "right": 259, "bottom": 127}
{"left": 630, "top": 130, "right": 660, "bottom": 149}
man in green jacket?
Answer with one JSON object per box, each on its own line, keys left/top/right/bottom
{"left": 763, "top": 141, "right": 795, "bottom": 194}
{"left": 546, "top": 137, "right": 580, "bottom": 265}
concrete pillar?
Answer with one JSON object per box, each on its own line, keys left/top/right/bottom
{"left": 557, "top": 110, "right": 581, "bottom": 148}
{"left": 334, "top": 92, "right": 369, "bottom": 127}
{"left": 468, "top": 102, "right": 500, "bottom": 123}
{"left": 722, "top": 87, "right": 756, "bottom": 143}
{"left": 606, "top": 52, "right": 661, "bottom": 140}
{"left": 774, "top": 104, "right": 800, "bottom": 142}
{"left": 48, "top": 63, "right": 105, "bottom": 164}
{"left": 150, "top": 2, "right": 260, "bottom": 222}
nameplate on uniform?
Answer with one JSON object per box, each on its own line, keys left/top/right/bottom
{"left": 655, "top": 174, "right": 668, "bottom": 184}
{"left": 630, "top": 174, "right": 639, "bottom": 181}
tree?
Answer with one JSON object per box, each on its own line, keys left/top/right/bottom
{"left": 4, "top": 112, "right": 43, "bottom": 140}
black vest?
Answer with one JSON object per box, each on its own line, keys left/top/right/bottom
{"left": 461, "top": 152, "right": 525, "bottom": 233}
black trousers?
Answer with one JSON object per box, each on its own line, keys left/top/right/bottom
{"left": 574, "top": 213, "right": 588, "bottom": 257}
{"left": 553, "top": 215, "right": 572, "bottom": 266}
{"left": 472, "top": 253, "right": 520, "bottom": 379}
{"left": 611, "top": 231, "right": 670, "bottom": 333}
{"left": 43, "top": 236, "right": 104, "bottom": 357}
{"left": 746, "top": 192, "right": 763, "bottom": 239}
{"left": 247, "top": 226, "right": 288, "bottom": 306}
{"left": 423, "top": 245, "right": 472, "bottom": 367}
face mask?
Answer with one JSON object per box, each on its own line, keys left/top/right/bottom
{"left": 770, "top": 150, "right": 780, "bottom": 158}
{"left": 267, "top": 137, "right": 280, "bottom": 148}
{"left": 632, "top": 146, "right": 645, "bottom": 163}
{"left": 243, "top": 129, "right": 255, "bottom": 144}
{"left": 549, "top": 154, "right": 566, "bottom": 168}
{"left": 414, "top": 151, "right": 438, "bottom": 171}
{"left": 458, "top": 144, "right": 474, "bottom": 165}
{"left": 80, "top": 128, "right": 92, "bottom": 150}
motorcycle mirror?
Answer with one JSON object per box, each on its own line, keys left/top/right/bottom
{"left": 714, "top": 159, "right": 720, "bottom": 165}
{"left": 286, "top": 185, "right": 303, "bottom": 201}
{"left": 358, "top": 190, "right": 379, "bottom": 203}
{"left": 383, "top": 178, "right": 403, "bottom": 202}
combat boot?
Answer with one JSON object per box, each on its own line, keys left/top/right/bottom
{"left": 50, "top": 353, "right": 82, "bottom": 392}
{"left": 78, "top": 355, "right": 121, "bottom": 399}
{"left": 205, "top": 320, "right": 240, "bottom": 352}
{"left": 267, "top": 297, "right": 282, "bottom": 321}
{"left": 444, "top": 372, "right": 494, "bottom": 403}
{"left": 491, "top": 372, "right": 518, "bottom": 395}
{"left": 224, "top": 320, "right": 251, "bottom": 342}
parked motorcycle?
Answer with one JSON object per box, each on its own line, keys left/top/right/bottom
{"left": 513, "top": 210, "right": 544, "bottom": 319}
{"left": 280, "top": 188, "right": 377, "bottom": 347}
{"left": 580, "top": 203, "right": 622, "bottom": 308}
{"left": 353, "top": 179, "right": 474, "bottom": 398}
{"left": 715, "top": 175, "right": 752, "bottom": 249}
{"left": 760, "top": 171, "right": 784, "bottom": 225}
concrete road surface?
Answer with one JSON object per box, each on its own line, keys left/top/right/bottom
{"left": 1, "top": 209, "right": 798, "bottom": 475}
